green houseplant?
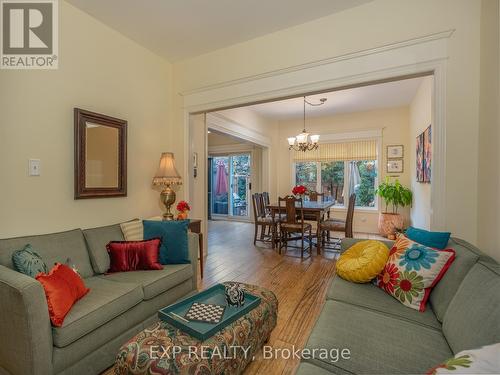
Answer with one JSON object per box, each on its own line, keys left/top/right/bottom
{"left": 375, "top": 177, "right": 413, "bottom": 237}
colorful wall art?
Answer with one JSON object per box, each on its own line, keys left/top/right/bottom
{"left": 416, "top": 125, "right": 431, "bottom": 183}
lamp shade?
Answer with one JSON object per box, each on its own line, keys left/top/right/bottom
{"left": 152, "top": 152, "right": 182, "bottom": 186}
{"left": 296, "top": 132, "right": 309, "bottom": 144}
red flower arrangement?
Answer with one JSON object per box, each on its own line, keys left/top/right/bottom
{"left": 292, "top": 185, "right": 308, "bottom": 196}
{"left": 176, "top": 200, "right": 191, "bottom": 212}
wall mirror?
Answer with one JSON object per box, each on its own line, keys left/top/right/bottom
{"left": 74, "top": 108, "right": 127, "bottom": 199}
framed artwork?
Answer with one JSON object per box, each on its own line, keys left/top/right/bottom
{"left": 387, "top": 145, "right": 404, "bottom": 158}
{"left": 387, "top": 159, "right": 404, "bottom": 173}
{"left": 423, "top": 125, "right": 431, "bottom": 182}
{"left": 416, "top": 125, "right": 431, "bottom": 183}
{"left": 416, "top": 132, "right": 424, "bottom": 182}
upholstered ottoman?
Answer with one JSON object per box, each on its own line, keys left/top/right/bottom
{"left": 114, "top": 283, "right": 278, "bottom": 375}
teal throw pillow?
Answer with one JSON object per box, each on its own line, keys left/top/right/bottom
{"left": 12, "top": 244, "right": 48, "bottom": 278}
{"left": 405, "top": 226, "right": 451, "bottom": 250}
{"left": 143, "top": 220, "right": 190, "bottom": 264}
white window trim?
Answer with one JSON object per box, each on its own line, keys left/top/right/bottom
{"left": 291, "top": 133, "right": 381, "bottom": 210}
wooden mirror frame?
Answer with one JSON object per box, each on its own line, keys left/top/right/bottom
{"left": 74, "top": 108, "right": 127, "bottom": 199}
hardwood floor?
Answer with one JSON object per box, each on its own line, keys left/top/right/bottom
{"left": 200, "top": 220, "right": 382, "bottom": 375}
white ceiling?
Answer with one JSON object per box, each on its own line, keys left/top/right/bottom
{"left": 245, "top": 77, "right": 426, "bottom": 120}
{"left": 66, "top": 0, "right": 373, "bottom": 62}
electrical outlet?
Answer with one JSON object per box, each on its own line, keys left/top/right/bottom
{"left": 29, "top": 159, "right": 41, "bottom": 176}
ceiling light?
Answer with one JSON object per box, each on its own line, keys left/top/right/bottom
{"left": 287, "top": 96, "right": 326, "bottom": 152}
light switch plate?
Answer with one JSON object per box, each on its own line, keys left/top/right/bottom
{"left": 29, "top": 159, "right": 41, "bottom": 176}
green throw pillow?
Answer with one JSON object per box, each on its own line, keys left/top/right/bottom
{"left": 12, "top": 244, "right": 48, "bottom": 278}
{"left": 143, "top": 220, "right": 190, "bottom": 264}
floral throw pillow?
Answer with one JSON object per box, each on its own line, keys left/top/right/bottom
{"left": 427, "top": 343, "right": 500, "bottom": 374}
{"left": 374, "top": 234, "right": 455, "bottom": 311}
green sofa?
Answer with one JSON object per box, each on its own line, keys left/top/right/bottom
{"left": 297, "top": 237, "right": 500, "bottom": 375}
{"left": 0, "top": 224, "right": 199, "bottom": 375}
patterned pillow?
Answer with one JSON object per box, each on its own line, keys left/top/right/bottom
{"left": 12, "top": 244, "right": 48, "bottom": 278}
{"left": 120, "top": 219, "right": 143, "bottom": 241}
{"left": 427, "top": 343, "right": 500, "bottom": 374}
{"left": 373, "top": 234, "right": 455, "bottom": 311}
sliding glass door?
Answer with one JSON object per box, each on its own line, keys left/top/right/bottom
{"left": 210, "top": 154, "right": 251, "bottom": 219}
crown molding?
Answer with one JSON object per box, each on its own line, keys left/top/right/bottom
{"left": 206, "top": 112, "right": 272, "bottom": 147}
{"left": 180, "top": 30, "right": 454, "bottom": 97}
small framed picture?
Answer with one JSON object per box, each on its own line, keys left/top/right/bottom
{"left": 387, "top": 145, "right": 404, "bottom": 158}
{"left": 387, "top": 159, "right": 404, "bottom": 173}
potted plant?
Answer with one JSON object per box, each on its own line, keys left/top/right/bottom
{"left": 375, "top": 177, "right": 412, "bottom": 238}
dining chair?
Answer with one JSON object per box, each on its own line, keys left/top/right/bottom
{"left": 308, "top": 191, "right": 324, "bottom": 202}
{"left": 278, "top": 195, "right": 312, "bottom": 258}
{"left": 259, "top": 192, "right": 273, "bottom": 237}
{"left": 252, "top": 193, "right": 275, "bottom": 248}
{"left": 304, "top": 191, "right": 330, "bottom": 221}
{"left": 320, "top": 193, "right": 356, "bottom": 251}
{"left": 262, "top": 192, "right": 270, "bottom": 213}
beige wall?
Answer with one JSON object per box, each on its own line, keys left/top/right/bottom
{"left": 173, "top": 0, "right": 483, "bottom": 246}
{"left": 409, "top": 77, "right": 433, "bottom": 230}
{"left": 0, "top": 1, "right": 173, "bottom": 238}
{"left": 276, "top": 107, "right": 410, "bottom": 233}
{"left": 477, "top": 0, "right": 500, "bottom": 260}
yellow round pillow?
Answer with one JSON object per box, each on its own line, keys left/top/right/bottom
{"left": 336, "top": 240, "right": 390, "bottom": 283}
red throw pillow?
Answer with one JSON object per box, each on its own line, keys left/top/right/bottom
{"left": 106, "top": 238, "right": 163, "bottom": 273}
{"left": 36, "top": 263, "right": 90, "bottom": 327}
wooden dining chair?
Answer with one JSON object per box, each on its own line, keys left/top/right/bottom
{"left": 252, "top": 193, "right": 275, "bottom": 248}
{"left": 262, "top": 192, "right": 270, "bottom": 213}
{"left": 308, "top": 191, "right": 324, "bottom": 202}
{"left": 320, "top": 193, "right": 356, "bottom": 251}
{"left": 278, "top": 195, "right": 312, "bottom": 258}
{"left": 304, "top": 191, "right": 330, "bottom": 221}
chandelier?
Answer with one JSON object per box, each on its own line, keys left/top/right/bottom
{"left": 287, "top": 96, "right": 327, "bottom": 152}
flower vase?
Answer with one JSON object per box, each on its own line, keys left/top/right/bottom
{"left": 177, "top": 211, "right": 189, "bottom": 220}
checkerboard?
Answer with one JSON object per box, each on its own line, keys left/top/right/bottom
{"left": 185, "top": 302, "right": 226, "bottom": 324}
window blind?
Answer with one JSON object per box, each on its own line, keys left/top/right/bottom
{"left": 292, "top": 140, "right": 377, "bottom": 162}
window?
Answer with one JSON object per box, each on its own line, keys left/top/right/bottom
{"left": 295, "top": 161, "right": 317, "bottom": 192}
{"left": 354, "top": 160, "right": 376, "bottom": 208}
{"left": 321, "top": 161, "right": 345, "bottom": 206}
{"left": 294, "top": 160, "right": 377, "bottom": 209}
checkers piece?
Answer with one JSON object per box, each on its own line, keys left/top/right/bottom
{"left": 185, "top": 302, "right": 226, "bottom": 324}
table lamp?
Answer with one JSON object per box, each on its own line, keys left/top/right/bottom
{"left": 152, "top": 152, "right": 182, "bottom": 220}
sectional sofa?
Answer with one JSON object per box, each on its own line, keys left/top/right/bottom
{"left": 297, "top": 237, "right": 500, "bottom": 374}
{"left": 0, "top": 223, "right": 199, "bottom": 375}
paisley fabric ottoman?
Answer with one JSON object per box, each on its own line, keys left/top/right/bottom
{"left": 114, "top": 283, "right": 278, "bottom": 375}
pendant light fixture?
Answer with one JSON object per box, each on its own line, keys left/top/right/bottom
{"left": 287, "top": 96, "right": 327, "bottom": 152}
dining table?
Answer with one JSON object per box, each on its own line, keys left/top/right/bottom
{"left": 266, "top": 199, "right": 336, "bottom": 254}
